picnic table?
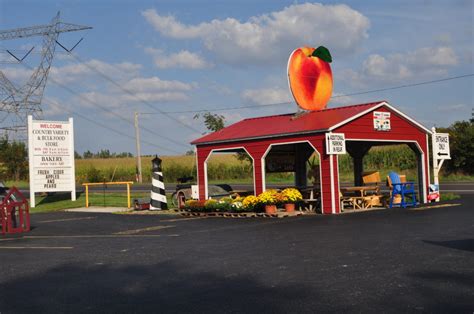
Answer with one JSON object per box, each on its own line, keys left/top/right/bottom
{"left": 299, "top": 186, "right": 320, "bottom": 212}
{"left": 340, "top": 185, "right": 381, "bottom": 210}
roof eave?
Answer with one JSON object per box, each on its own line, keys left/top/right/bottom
{"left": 192, "top": 128, "right": 329, "bottom": 146}
{"left": 328, "top": 101, "right": 432, "bottom": 134}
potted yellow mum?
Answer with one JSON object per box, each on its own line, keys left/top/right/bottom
{"left": 281, "top": 188, "right": 303, "bottom": 212}
{"left": 257, "top": 189, "right": 279, "bottom": 214}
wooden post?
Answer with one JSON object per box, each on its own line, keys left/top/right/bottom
{"left": 127, "top": 183, "right": 131, "bottom": 209}
{"left": 85, "top": 184, "right": 89, "bottom": 208}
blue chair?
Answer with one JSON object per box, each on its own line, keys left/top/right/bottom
{"left": 388, "top": 172, "right": 417, "bottom": 208}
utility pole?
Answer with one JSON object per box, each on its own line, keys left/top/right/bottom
{"left": 134, "top": 112, "right": 143, "bottom": 183}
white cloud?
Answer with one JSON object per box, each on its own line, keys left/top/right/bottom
{"left": 241, "top": 87, "right": 292, "bottom": 105}
{"left": 0, "top": 67, "right": 33, "bottom": 84}
{"left": 145, "top": 47, "right": 211, "bottom": 69}
{"left": 50, "top": 59, "right": 142, "bottom": 83}
{"left": 125, "top": 76, "right": 195, "bottom": 92}
{"left": 142, "top": 3, "right": 370, "bottom": 65}
{"left": 343, "top": 46, "right": 458, "bottom": 85}
{"left": 1, "top": 59, "right": 141, "bottom": 88}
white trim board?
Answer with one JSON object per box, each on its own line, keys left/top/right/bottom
{"left": 261, "top": 140, "right": 324, "bottom": 211}
{"left": 329, "top": 101, "right": 432, "bottom": 135}
{"left": 346, "top": 138, "right": 428, "bottom": 203}
{"left": 204, "top": 147, "right": 256, "bottom": 199}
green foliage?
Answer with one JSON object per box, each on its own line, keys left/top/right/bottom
{"left": 194, "top": 112, "right": 225, "bottom": 132}
{"left": 437, "top": 121, "right": 474, "bottom": 174}
{"left": 0, "top": 137, "right": 28, "bottom": 181}
{"left": 337, "top": 145, "right": 417, "bottom": 173}
{"left": 312, "top": 46, "right": 332, "bottom": 63}
{"left": 80, "top": 149, "right": 133, "bottom": 159}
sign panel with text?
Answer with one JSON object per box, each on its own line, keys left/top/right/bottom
{"left": 28, "top": 116, "right": 76, "bottom": 207}
{"left": 432, "top": 133, "right": 451, "bottom": 160}
{"left": 325, "top": 133, "right": 346, "bottom": 155}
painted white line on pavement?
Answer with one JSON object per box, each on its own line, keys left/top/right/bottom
{"left": 0, "top": 246, "right": 73, "bottom": 250}
{"left": 37, "top": 216, "right": 97, "bottom": 223}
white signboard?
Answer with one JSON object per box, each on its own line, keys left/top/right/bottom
{"left": 326, "top": 133, "right": 346, "bottom": 155}
{"left": 28, "top": 116, "right": 76, "bottom": 207}
{"left": 432, "top": 133, "right": 451, "bottom": 160}
{"left": 373, "top": 111, "right": 391, "bottom": 131}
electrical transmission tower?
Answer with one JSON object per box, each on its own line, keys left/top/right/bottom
{"left": 0, "top": 12, "right": 91, "bottom": 140}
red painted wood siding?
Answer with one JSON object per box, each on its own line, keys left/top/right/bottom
{"left": 195, "top": 104, "right": 430, "bottom": 212}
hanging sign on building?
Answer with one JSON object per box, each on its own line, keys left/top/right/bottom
{"left": 27, "top": 116, "right": 76, "bottom": 207}
{"left": 373, "top": 111, "right": 391, "bottom": 131}
{"left": 432, "top": 132, "right": 451, "bottom": 160}
{"left": 325, "top": 133, "right": 346, "bottom": 154}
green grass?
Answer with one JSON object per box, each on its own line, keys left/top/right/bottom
{"left": 30, "top": 192, "right": 175, "bottom": 213}
{"left": 440, "top": 192, "right": 461, "bottom": 201}
{"left": 437, "top": 173, "right": 474, "bottom": 182}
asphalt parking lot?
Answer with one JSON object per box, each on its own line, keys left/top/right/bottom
{"left": 1, "top": 197, "right": 473, "bottom": 313}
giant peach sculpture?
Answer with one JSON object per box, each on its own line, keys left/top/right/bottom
{"left": 287, "top": 46, "right": 333, "bottom": 111}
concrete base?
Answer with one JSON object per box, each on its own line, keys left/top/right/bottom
{"left": 65, "top": 207, "right": 130, "bottom": 213}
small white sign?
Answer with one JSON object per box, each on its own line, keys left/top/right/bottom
{"left": 326, "top": 133, "right": 346, "bottom": 155}
{"left": 373, "top": 111, "right": 391, "bottom": 131}
{"left": 191, "top": 185, "right": 199, "bottom": 199}
{"left": 432, "top": 133, "right": 450, "bottom": 160}
{"left": 28, "top": 116, "right": 76, "bottom": 207}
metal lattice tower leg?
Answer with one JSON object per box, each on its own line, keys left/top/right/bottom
{"left": 0, "top": 12, "right": 91, "bottom": 140}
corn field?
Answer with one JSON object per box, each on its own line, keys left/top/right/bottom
{"left": 75, "top": 145, "right": 419, "bottom": 184}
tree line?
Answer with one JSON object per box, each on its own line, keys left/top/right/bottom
{"left": 0, "top": 118, "right": 473, "bottom": 182}
{"left": 75, "top": 149, "right": 133, "bottom": 159}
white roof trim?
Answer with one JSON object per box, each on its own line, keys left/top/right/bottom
{"left": 328, "top": 101, "right": 432, "bottom": 134}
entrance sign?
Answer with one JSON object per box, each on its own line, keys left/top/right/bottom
{"left": 27, "top": 116, "right": 76, "bottom": 207}
{"left": 431, "top": 128, "right": 450, "bottom": 203}
{"left": 325, "top": 133, "right": 346, "bottom": 154}
{"left": 373, "top": 111, "right": 391, "bottom": 131}
{"left": 432, "top": 133, "right": 451, "bottom": 160}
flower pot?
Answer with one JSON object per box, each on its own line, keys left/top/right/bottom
{"left": 265, "top": 204, "right": 277, "bottom": 214}
{"left": 284, "top": 203, "right": 295, "bottom": 212}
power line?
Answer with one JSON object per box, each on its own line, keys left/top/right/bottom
{"left": 41, "top": 95, "right": 182, "bottom": 154}
{"left": 18, "top": 60, "right": 190, "bottom": 149}
{"left": 331, "top": 73, "right": 474, "bottom": 98}
{"left": 141, "top": 73, "right": 474, "bottom": 114}
{"left": 66, "top": 51, "right": 202, "bottom": 133}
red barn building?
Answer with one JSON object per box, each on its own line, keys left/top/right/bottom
{"left": 191, "top": 101, "right": 432, "bottom": 214}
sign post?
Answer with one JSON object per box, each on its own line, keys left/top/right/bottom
{"left": 431, "top": 127, "right": 450, "bottom": 202}
{"left": 27, "top": 116, "right": 76, "bottom": 207}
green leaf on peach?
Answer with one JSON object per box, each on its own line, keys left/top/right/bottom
{"left": 312, "top": 46, "right": 332, "bottom": 63}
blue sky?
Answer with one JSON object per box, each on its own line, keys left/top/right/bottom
{"left": 1, "top": 0, "right": 473, "bottom": 155}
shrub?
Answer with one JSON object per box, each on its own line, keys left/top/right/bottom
{"left": 184, "top": 199, "right": 206, "bottom": 211}
{"left": 230, "top": 201, "right": 244, "bottom": 212}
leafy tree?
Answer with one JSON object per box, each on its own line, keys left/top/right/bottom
{"left": 74, "top": 151, "right": 82, "bottom": 159}
{"left": 83, "top": 150, "right": 93, "bottom": 159}
{"left": 437, "top": 120, "right": 474, "bottom": 174}
{"left": 194, "top": 112, "right": 225, "bottom": 133}
{"left": 193, "top": 112, "right": 253, "bottom": 164}
{"left": 185, "top": 149, "right": 195, "bottom": 156}
{"left": 98, "top": 149, "right": 111, "bottom": 159}
{"left": 0, "top": 137, "right": 28, "bottom": 181}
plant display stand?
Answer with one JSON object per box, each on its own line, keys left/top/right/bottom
{"left": 1, "top": 187, "right": 30, "bottom": 235}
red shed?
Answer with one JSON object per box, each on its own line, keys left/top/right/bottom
{"left": 191, "top": 101, "right": 432, "bottom": 214}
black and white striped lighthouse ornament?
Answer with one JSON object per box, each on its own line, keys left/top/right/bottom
{"left": 150, "top": 155, "right": 167, "bottom": 210}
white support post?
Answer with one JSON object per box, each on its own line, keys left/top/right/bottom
{"left": 27, "top": 115, "right": 35, "bottom": 208}
{"left": 431, "top": 127, "right": 450, "bottom": 202}
{"left": 69, "top": 117, "right": 76, "bottom": 201}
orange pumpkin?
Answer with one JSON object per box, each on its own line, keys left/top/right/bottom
{"left": 287, "top": 46, "right": 333, "bottom": 111}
